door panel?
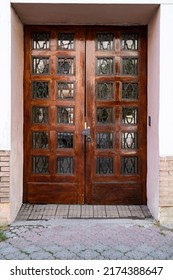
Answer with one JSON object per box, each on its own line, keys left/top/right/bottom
{"left": 24, "top": 26, "right": 147, "bottom": 205}
{"left": 24, "top": 26, "right": 85, "bottom": 203}
{"left": 85, "top": 27, "right": 147, "bottom": 204}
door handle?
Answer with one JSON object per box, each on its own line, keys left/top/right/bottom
{"left": 82, "top": 126, "right": 92, "bottom": 142}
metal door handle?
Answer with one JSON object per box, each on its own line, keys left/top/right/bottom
{"left": 82, "top": 126, "right": 92, "bottom": 142}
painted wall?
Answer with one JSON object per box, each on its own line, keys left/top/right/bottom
{"left": 10, "top": 8, "right": 24, "bottom": 222}
{"left": 159, "top": 4, "right": 173, "bottom": 156}
{"left": 147, "top": 7, "right": 160, "bottom": 219}
{"left": 0, "top": 0, "right": 11, "bottom": 150}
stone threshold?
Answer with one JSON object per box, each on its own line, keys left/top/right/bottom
{"left": 16, "top": 204, "right": 152, "bottom": 221}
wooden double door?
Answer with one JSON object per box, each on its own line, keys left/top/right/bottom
{"left": 24, "top": 26, "right": 147, "bottom": 205}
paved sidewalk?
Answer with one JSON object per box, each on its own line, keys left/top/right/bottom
{"left": 1, "top": 218, "right": 173, "bottom": 260}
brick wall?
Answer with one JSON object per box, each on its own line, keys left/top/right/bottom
{"left": 0, "top": 151, "right": 10, "bottom": 203}
{"left": 159, "top": 156, "right": 173, "bottom": 206}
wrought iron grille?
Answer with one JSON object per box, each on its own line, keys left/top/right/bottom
{"left": 57, "top": 107, "right": 74, "bottom": 124}
{"left": 32, "top": 106, "right": 49, "bottom": 124}
{"left": 32, "top": 57, "right": 49, "bottom": 74}
{"left": 57, "top": 33, "right": 75, "bottom": 50}
{"left": 96, "top": 83, "right": 114, "bottom": 100}
{"left": 122, "top": 107, "right": 138, "bottom": 125}
{"left": 32, "top": 132, "right": 49, "bottom": 149}
{"left": 57, "top": 82, "right": 75, "bottom": 99}
{"left": 32, "top": 32, "right": 50, "bottom": 50}
{"left": 32, "top": 81, "right": 49, "bottom": 99}
{"left": 121, "top": 156, "right": 138, "bottom": 175}
{"left": 96, "top": 132, "right": 113, "bottom": 149}
{"left": 121, "top": 33, "right": 138, "bottom": 50}
{"left": 57, "top": 132, "right": 74, "bottom": 148}
{"left": 96, "top": 58, "right": 113, "bottom": 75}
{"left": 96, "top": 157, "right": 113, "bottom": 174}
{"left": 122, "top": 83, "right": 138, "bottom": 100}
{"left": 57, "top": 157, "right": 74, "bottom": 174}
{"left": 122, "top": 58, "right": 138, "bottom": 75}
{"left": 121, "top": 132, "right": 138, "bottom": 149}
{"left": 57, "top": 57, "right": 75, "bottom": 75}
{"left": 32, "top": 156, "right": 49, "bottom": 174}
{"left": 97, "top": 107, "right": 113, "bottom": 124}
{"left": 96, "top": 33, "right": 114, "bottom": 50}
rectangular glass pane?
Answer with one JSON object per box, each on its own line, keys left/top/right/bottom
{"left": 32, "top": 156, "right": 49, "bottom": 174}
{"left": 32, "top": 106, "right": 49, "bottom": 124}
{"left": 32, "top": 32, "right": 50, "bottom": 50}
{"left": 57, "top": 132, "right": 74, "bottom": 148}
{"left": 122, "top": 107, "right": 138, "bottom": 125}
{"left": 57, "top": 107, "right": 74, "bottom": 124}
{"left": 96, "top": 83, "right": 114, "bottom": 100}
{"left": 57, "top": 33, "right": 75, "bottom": 50}
{"left": 121, "top": 132, "right": 138, "bottom": 149}
{"left": 96, "top": 157, "right": 113, "bottom": 174}
{"left": 57, "top": 82, "right": 74, "bottom": 99}
{"left": 122, "top": 83, "right": 138, "bottom": 100}
{"left": 122, "top": 58, "right": 138, "bottom": 75}
{"left": 96, "top": 132, "right": 113, "bottom": 149}
{"left": 96, "top": 58, "right": 113, "bottom": 75}
{"left": 121, "top": 33, "right": 138, "bottom": 50}
{"left": 32, "top": 81, "right": 49, "bottom": 99}
{"left": 57, "top": 57, "right": 75, "bottom": 75}
{"left": 96, "top": 33, "right": 114, "bottom": 50}
{"left": 32, "top": 132, "right": 49, "bottom": 149}
{"left": 57, "top": 157, "right": 74, "bottom": 174}
{"left": 97, "top": 108, "right": 113, "bottom": 124}
{"left": 32, "top": 57, "right": 49, "bottom": 74}
{"left": 121, "top": 156, "right": 138, "bottom": 175}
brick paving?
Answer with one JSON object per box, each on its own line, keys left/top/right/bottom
{"left": 1, "top": 213, "right": 173, "bottom": 260}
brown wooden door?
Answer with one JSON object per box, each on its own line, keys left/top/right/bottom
{"left": 24, "top": 26, "right": 147, "bottom": 204}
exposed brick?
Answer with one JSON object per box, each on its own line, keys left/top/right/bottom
{"left": 0, "top": 156, "right": 10, "bottom": 162}
{"left": 0, "top": 193, "right": 9, "bottom": 198}
{"left": 0, "top": 172, "right": 9, "bottom": 177}
{"left": 159, "top": 156, "right": 173, "bottom": 207}
{"left": 0, "top": 182, "right": 9, "bottom": 187}
{"left": 1, "top": 167, "right": 10, "bottom": 172}
{"left": 0, "top": 188, "right": 9, "bottom": 193}
{"left": 0, "top": 197, "right": 9, "bottom": 203}
{"left": 0, "top": 161, "right": 10, "bottom": 167}
{"left": 1, "top": 177, "right": 10, "bottom": 182}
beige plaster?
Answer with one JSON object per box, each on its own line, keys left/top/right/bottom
{"left": 159, "top": 207, "right": 173, "bottom": 228}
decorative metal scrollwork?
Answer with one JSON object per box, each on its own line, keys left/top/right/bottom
{"left": 96, "top": 33, "right": 114, "bottom": 50}
{"left": 96, "top": 132, "right": 113, "bottom": 149}
{"left": 57, "top": 57, "right": 75, "bottom": 75}
{"left": 32, "top": 106, "right": 49, "bottom": 124}
{"left": 97, "top": 107, "right": 113, "bottom": 124}
{"left": 32, "top": 156, "right": 49, "bottom": 174}
{"left": 96, "top": 157, "right": 113, "bottom": 174}
{"left": 32, "top": 132, "right": 49, "bottom": 149}
{"left": 121, "top": 156, "right": 138, "bottom": 175}
{"left": 97, "top": 58, "right": 113, "bottom": 75}
{"left": 57, "top": 132, "right": 74, "bottom": 148}
{"left": 58, "top": 33, "right": 75, "bottom": 50}
{"left": 32, "top": 81, "right": 49, "bottom": 99}
{"left": 57, "top": 157, "right": 74, "bottom": 174}
{"left": 97, "top": 83, "right": 114, "bottom": 100}
{"left": 122, "top": 107, "right": 138, "bottom": 125}
{"left": 57, "top": 107, "right": 74, "bottom": 124}
{"left": 122, "top": 58, "right": 138, "bottom": 75}
{"left": 121, "top": 132, "right": 138, "bottom": 149}
{"left": 121, "top": 33, "right": 138, "bottom": 50}
{"left": 32, "top": 57, "right": 49, "bottom": 74}
{"left": 32, "top": 32, "right": 50, "bottom": 50}
{"left": 57, "top": 82, "right": 74, "bottom": 99}
{"left": 122, "top": 83, "right": 138, "bottom": 100}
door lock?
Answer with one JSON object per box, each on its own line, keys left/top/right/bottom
{"left": 82, "top": 126, "right": 92, "bottom": 142}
